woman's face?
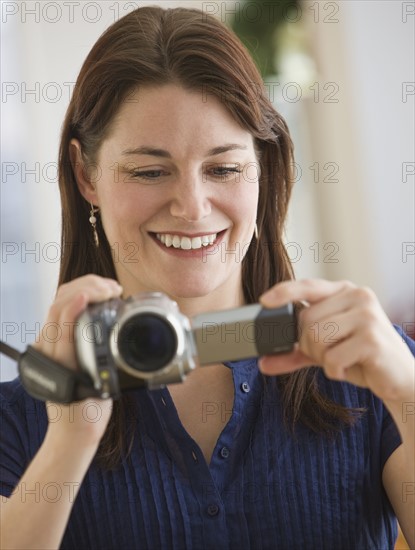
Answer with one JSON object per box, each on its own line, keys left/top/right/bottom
{"left": 77, "top": 84, "right": 259, "bottom": 311}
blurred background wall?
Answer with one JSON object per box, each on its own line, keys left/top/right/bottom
{"left": 1, "top": 0, "right": 414, "bottom": 381}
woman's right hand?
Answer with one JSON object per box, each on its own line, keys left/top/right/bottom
{"left": 33, "top": 274, "right": 123, "bottom": 448}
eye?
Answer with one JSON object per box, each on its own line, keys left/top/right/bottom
{"left": 129, "top": 169, "right": 168, "bottom": 182}
{"left": 208, "top": 164, "right": 243, "bottom": 181}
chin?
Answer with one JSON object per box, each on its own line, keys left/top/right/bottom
{"left": 161, "top": 273, "right": 221, "bottom": 301}
{"left": 169, "top": 283, "right": 216, "bottom": 301}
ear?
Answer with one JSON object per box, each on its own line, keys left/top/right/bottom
{"left": 69, "top": 139, "right": 100, "bottom": 206}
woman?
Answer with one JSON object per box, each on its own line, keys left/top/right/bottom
{"left": 1, "top": 6, "right": 414, "bottom": 549}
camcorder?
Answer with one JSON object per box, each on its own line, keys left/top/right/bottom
{"left": 5, "top": 292, "right": 297, "bottom": 404}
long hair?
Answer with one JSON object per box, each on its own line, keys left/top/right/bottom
{"left": 58, "top": 6, "right": 357, "bottom": 468}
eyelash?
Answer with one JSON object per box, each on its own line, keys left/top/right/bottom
{"left": 128, "top": 166, "right": 243, "bottom": 182}
{"left": 211, "top": 166, "right": 242, "bottom": 178}
{"left": 130, "top": 170, "right": 165, "bottom": 180}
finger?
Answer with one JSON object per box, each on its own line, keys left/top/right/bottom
{"left": 298, "top": 287, "right": 385, "bottom": 367}
{"left": 341, "top": 364, "right": 367, "bottom": 388}
{"left": 32, "top": 294, "right": 62, "bottom": 357}
{"left": 260, "top": 279, "right": 354, "bottom": 308}
{"left": 35, "top": 276, "right": 123, "bottom": 369}
{"left": 56, "top": 275, "right": 122, "bottom": 305}
{"left": 49, "top": 278, "right": 123, "bottom": 345}
{"left": 298, "top": 285, "right": 357, "bottom": 328}
{"left": 299, "top": 310, "right": 357, "bottom": 363}
{"left": 34, "top": 292, "right": 88, "bottom": 367}
{"left": 320, "top": 336, "right": 367, "bottom": 382}
{"left": 258, "top": 345, "right": 314, "bottom": 376}
{"left": 54, "top": 292, "right": 90, "bottom": 369}
{"left": 55, "top": 281, "right": 123, "bottom": 368}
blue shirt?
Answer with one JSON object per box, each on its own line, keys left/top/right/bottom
{"left": 1, "top": 326, "right": 414, "bottom": 549}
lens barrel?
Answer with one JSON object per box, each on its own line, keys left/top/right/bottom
{"left": 117, "top": 313, "right": 178, "bottom": 373}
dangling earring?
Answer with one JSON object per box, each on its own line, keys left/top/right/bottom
{"left": 89, "top": 203, "right": 100, "bottom": 247}
{"left": 254, "top": 222, "right": 259, "bottom": 240}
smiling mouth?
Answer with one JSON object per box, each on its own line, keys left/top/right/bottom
{"left": 153, "top": 231, "right": 224, "bottom": 250}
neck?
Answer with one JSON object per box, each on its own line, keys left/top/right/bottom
{"left": 172, "top": 284, "right": 245, "bottom": 319}
{"left": 120, "top": 269, "right": 246, "bottom": 319}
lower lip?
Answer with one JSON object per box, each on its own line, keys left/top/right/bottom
{"left": 150, "top": 230, "right": 227, "bottom": 259}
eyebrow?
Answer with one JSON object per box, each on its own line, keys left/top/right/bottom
{"left": 121, "top": 143, "right": 248, "bottom": 158}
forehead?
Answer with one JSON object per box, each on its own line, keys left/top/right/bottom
{"left": 103, "top": 84, "right": 255, "bottom": 157}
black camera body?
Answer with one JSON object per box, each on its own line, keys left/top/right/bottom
{"left": 75, "top": 292, "right": 297, "bottom": 398}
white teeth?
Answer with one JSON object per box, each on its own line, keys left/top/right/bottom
{"left": 181, "top": 237, "right": 192, "bottom": 250}
{"left": 155, "top": 232, "right": 218, "bottom": 250}
{"left": 191, "top": 237, "right": 202, "bottom": 249}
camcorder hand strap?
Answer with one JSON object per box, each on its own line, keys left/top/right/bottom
{"left": 0, "top": 341, "right": 100, "bottom": 403}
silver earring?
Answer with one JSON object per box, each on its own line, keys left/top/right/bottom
{"left": 254, "top": 223, "right": 259, "bottom": 240}
{"left": 89, "top": 203, "right": 100, "bottom": 247}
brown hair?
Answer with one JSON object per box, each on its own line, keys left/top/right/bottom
{"left": 58, "top": 6, "right": 357, "bottom": 468}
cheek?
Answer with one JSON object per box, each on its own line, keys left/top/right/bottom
{"left": 230, "top": 185, "right": 259, "bottom": 225}
{"left": 99, "top": 186, "right": 159, "bottom": 229}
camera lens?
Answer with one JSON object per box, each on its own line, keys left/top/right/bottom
{"left": 117, "top": 314, "right": 177, "bottom": 373}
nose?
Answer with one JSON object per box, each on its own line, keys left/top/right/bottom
{"left": 169, "top": 172, "right": 212, "bottom": 222}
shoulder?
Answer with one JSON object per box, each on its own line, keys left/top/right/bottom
{"left": 1, "top": 376, "right": 29, "bottom": 403}
{"left": 1, "top": 376, "right": 45, "bottom": 415}
{"left": 0, "top": 378, "right": 48, "bottom": 497}
{"left": 0, "top": 376, "right": 48, "bottom": 451}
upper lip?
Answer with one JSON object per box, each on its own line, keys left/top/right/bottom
{"left": 150, "top": 230, "right": 225, "bottom": 237}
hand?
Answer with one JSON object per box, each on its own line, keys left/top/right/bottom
{"left": 33, "top": 274, "right": 123, "bottom": 447}
{"left": 258, "top": 279, "right": 414, "bottom": 404}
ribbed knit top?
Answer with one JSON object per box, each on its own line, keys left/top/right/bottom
{"left": 2, "top": 327, "right": 413, "bottom": 549}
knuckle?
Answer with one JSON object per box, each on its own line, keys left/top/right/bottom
{"left": 84, "top": 274, "right": 103, "bottom": 285}
{"left": 339, "top": 279, "right": 355, "bottom": 290}
{"left": 355, "top": 286, "right": 376, "bottom": 304}
{"left": 301, "top": 278, "right": 319, "bottom": 290}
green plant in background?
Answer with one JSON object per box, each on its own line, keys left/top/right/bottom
{"left": 230, "top": 0, "right": 301, "bottom": 78}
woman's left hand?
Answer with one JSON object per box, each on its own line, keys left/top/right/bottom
{"left": 258, "top": 279, "right": 414, "bottom": 403}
